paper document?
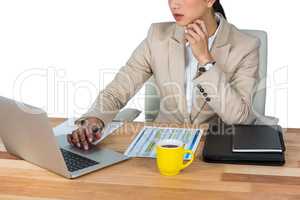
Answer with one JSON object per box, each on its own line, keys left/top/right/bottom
{"left": 124, "top": 126, "right": 202, "bottom": 160}
{"left": 53, "top": 118, "right": 123, "bottom": 144}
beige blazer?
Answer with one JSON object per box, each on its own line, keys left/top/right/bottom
{"left": 77, "top": 14, "right": 260, "bottom": 126}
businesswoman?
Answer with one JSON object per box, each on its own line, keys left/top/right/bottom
{"left": 67, "top": 0, "right": 260, "bottom": 150}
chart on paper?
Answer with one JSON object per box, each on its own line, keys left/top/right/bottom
{"left": 124, "top": 126, "right": 202, "bottom": 160}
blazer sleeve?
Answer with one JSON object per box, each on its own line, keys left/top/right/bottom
{"left": 75, "top": 24, "right": 155, "bottom": 125}
{"left": 192, "top": 38, "right": 260, "bottom": 125}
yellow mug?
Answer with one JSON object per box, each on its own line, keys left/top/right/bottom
{"left": 156, "top": 139, "right": 194, "bottom": 176}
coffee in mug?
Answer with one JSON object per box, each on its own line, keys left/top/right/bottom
{"left": 156, "top": 139, "right": 194, "bottom": 176}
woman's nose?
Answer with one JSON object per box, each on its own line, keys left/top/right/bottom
{"left": 170, "top": 0, "right": 182, "bottom": 10}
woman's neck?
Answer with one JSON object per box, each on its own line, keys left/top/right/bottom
{"left": 202, "top": 11, "right": 218, "bottom": 38}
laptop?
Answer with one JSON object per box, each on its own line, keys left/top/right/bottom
{"left": 0, "top": 96, "right": 129, "bottom": 179}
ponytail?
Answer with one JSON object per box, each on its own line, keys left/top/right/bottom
{"left": 213, "top": 0, "right": 227, "bottom": 20}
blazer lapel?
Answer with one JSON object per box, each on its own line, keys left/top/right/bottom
{"left": 168, "top": 24, "right": 189, "bottom": 122}
{"left": 190, "top": 15, "right": 232, "bottom": 123}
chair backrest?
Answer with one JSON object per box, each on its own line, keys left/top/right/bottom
{"left": 144, "top": 30, "right": 268, "bottom": 122}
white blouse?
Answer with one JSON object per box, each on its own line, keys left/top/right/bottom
{"left": 184, "top": 12, "right": 222, "bottom": 114}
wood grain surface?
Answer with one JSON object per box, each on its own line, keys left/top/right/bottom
{"left": 0, "top": 118, "right": 299, "bottom": 200}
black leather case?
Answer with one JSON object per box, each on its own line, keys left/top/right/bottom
{"left": 202, "top": 123, "right": 286, "bottom": 166}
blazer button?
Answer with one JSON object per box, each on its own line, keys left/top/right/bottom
{"left": 199, "top": 88, "right": 204, "bottom": 93}
{"left": 203, "top": 92, "right": 207, "bottom": 97}
{"left": 205, "top": 97, "right": 211, "bottom": 102}
{"left": 198, "top": 67, "right": 206, "bottom": 73}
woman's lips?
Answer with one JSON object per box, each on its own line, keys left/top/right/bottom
{"left": 173, "top": 14, "right": 184, "bottom": 21}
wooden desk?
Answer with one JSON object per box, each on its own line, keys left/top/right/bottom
{"left": 0, "top": 118, "right": 300, "bottom": 200}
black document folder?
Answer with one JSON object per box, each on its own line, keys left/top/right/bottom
{"left": 202, "top": 123, "right": 286, "bottom": 166}
{"left": 232, "top": 125, "right": 283, "bottom": 153}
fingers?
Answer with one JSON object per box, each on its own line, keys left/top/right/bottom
{"left": 187, "top": 28, "right": 200, "bottom": 40}
{"left": 66, "top": 118, "right": 104, "bottom": 151}
{"left": 67, "top": 128, "right": 89, "bottom": 150}
{"left": 66, "top": 126, "right": 102, "bottom": 151}
{"left": 78, "top": 127, "right": 90, "bottom": 150}
{"left": 85, "top": 126, "right": 94, "bottom": 143}
{"left": 86, "top": 125, "right": 103, "bottom": 143}
{"left": 71, "top": 130, "right": 81, "bottom": 148}
{"left": 188, "top": 23, "right": 205, "bottom": 39}
{"left": 91, "top": 124, "right": 103, "bottom": 140}
{"left": 67, "top": 134, "right": 72, "bottom": 144}
{"left": 195, "top": 20, "right": 208, "bottom": 36}
{"left": 95, "top": 131, "right": 102, "bottom": 140}
{"left": 185, "top": 33, "right": 196, "bottom": 44}
{"left": 185, "top": 19, "right": 208, "bottom": 44}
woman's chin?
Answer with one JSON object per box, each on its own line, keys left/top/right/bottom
{"left": 175, "top": 21, "right": 188, "bottom": 26}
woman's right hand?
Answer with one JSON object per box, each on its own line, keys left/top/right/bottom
{"left": 67, "top": 117, "right": 104, "bottom": 150}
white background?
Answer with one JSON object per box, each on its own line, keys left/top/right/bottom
{"left": 0, "top": 0, "right": 298, "bottom": 127}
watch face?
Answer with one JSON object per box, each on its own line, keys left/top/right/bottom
{"left": 204, "top": 63, "right": 214, "bottom": 71}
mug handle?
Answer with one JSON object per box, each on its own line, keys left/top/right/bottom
{"left": 181, "top": 149, "right": 194, "bottom": 170}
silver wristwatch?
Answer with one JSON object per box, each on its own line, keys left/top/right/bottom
{"left": 198, "top": 61, "right": 216, "bottom": 74}
{"left": 203, "top": 60, "right": 216, "bottom": 71}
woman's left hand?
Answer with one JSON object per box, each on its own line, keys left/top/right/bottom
{"left": 185, "top": 19, "right": 214, "bottom": 65}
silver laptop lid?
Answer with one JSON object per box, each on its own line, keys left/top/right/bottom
{"left": 0, "top": 96, "right": 70, "bottom": 178}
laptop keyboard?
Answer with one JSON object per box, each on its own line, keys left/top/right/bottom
{"left": 60, "top": 148, "right": 99, "bottom": 172}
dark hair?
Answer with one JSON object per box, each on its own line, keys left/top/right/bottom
{"left": 213, "top": 0, "right": 227, "bottom": 20}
